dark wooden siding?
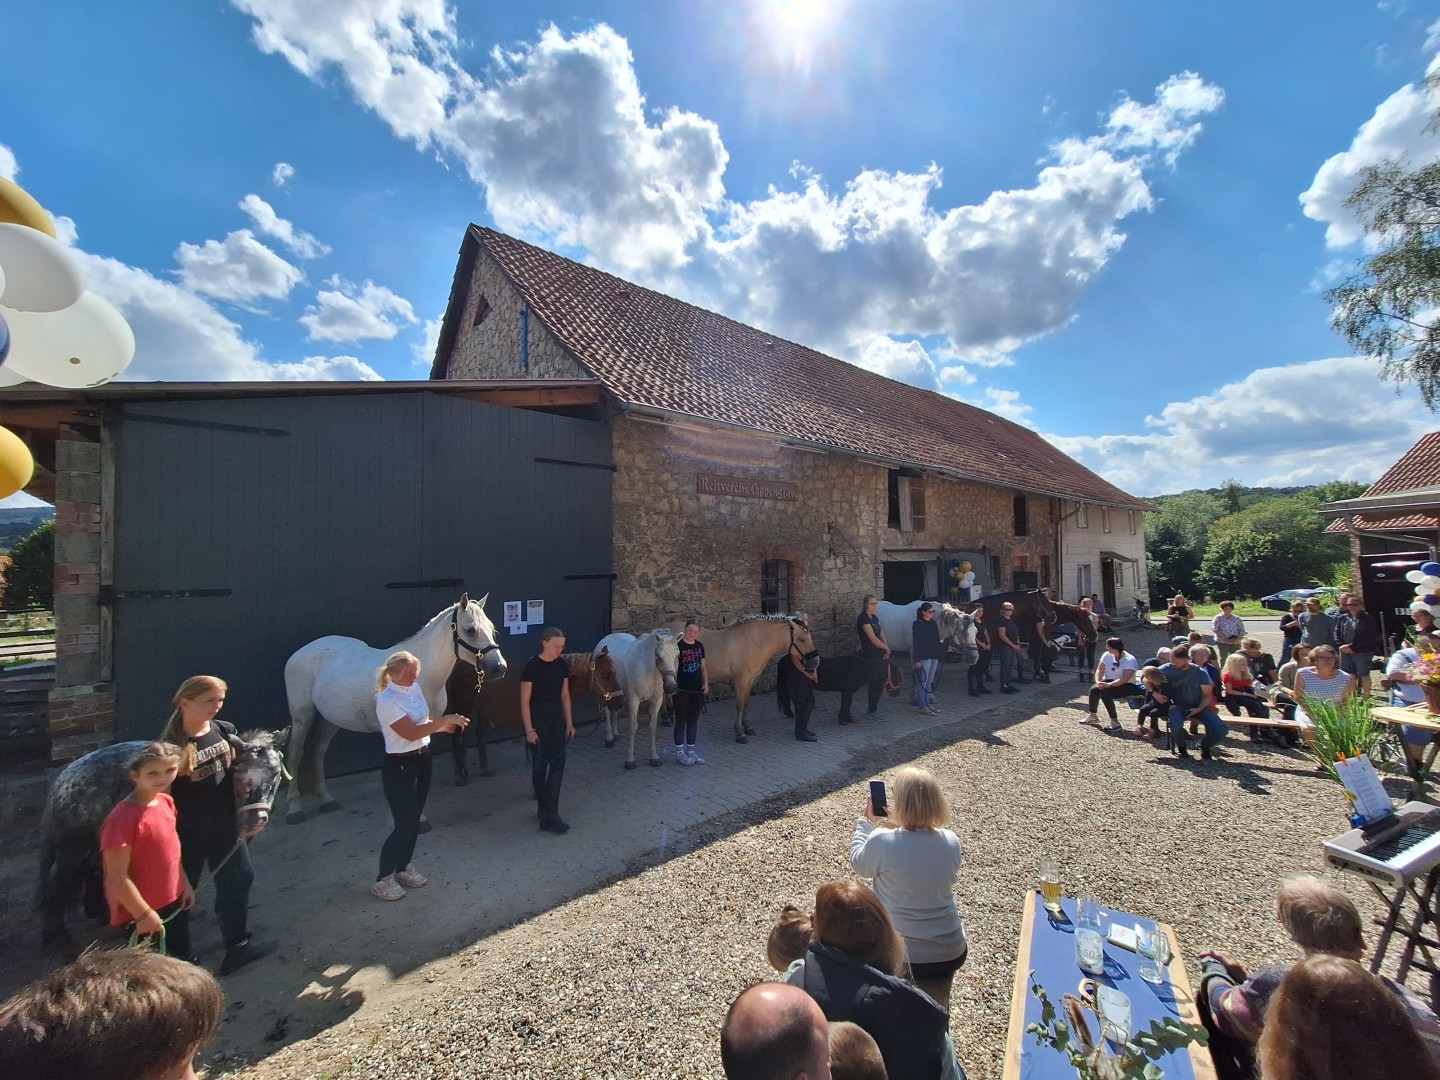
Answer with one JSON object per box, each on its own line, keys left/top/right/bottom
{"left": 108, "top": 392, "right": 611, "bottom": 771}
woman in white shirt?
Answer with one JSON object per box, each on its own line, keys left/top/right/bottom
{"left": 850, "top": 766, "right": 967, "bottom": 1010}
{"left": 1083, "top": 636, "right": 1139, "bottom": 732}
{"left": 370, "top": 651, "right": 468, "bottom": 902}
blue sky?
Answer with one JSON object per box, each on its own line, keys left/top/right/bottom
{"left": 3, "top": 0, "right": 1440, "bottom": 499}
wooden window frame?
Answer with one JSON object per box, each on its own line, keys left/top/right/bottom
{"left": 762, "top": 559, "right": 794, "bottom": 616}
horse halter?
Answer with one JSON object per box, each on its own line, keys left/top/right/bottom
{"left": 452, "top": 606, "right": 501, "bottom": 661}
{"left": 788, "top": 620, "right": 819, "bottom": 664}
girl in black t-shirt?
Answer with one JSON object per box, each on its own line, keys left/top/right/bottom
{"left": 521, "top": 628, "right": 575, "bottom": 834}
{"left": 673, "top": 619, "right": 709, "bottom": 765}
{"left": 160, "top": 676, "right": 274, "bottom": 975}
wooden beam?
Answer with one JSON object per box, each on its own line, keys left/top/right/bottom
{"left": 442, "top": 386, "right": 604, "bottom": 407}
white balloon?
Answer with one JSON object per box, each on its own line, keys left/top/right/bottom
{"left": 0, "top": 293, "right": 134, "bottom": 388}
{"left": 0, "top": 364, "right": 26, "bottom": 386}
{"left": 0, "top": 261, "right": 6, "bottom": 300}
{"left": 0, "top": 223, "right": 84, "bottom": 313}
{"left": 1423, "top": 576, "right": 1440, "bottom": 592}
{"left": 1408, "top": 570, "right": 1428, "bottom": 584}
{"left": 1430, "top": 604, "right": 1440, "bottom": 618}
{"left": 1414, "top": 602, "right": 1432, "bottom": 614}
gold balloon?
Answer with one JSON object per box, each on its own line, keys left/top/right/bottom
{"left": 0, "top": 425, "right": 34, "bottom": 499}
{"left": 0, "top": 178, "right": 56, "bottom": 238}
{"left": 959, "top": 561, "right": 972, "bottom": 573}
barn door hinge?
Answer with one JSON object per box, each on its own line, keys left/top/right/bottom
{"left": 384, "top": 579, "right": 466, "bottom": 590}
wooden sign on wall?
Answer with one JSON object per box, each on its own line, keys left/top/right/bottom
{"left": 697, "top": 473, "right": 798, "bottom": 501}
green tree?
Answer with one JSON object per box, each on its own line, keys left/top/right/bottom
{"left": 1325, "top": 83, "right": 1440, "bottom": 408}
{"left": 1311, "top": 479, "right": 1370, "bottom": 504}
{"left": 1145, "top": 490, "right": 1224, "bottom": 600}
{"left": 1195, "top": 495, "right": 1348, "bottom": 599}
{"left": 3, "top": 520, "right": 53, "bottom": 608}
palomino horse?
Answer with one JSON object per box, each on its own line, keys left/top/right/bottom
{"left": 446, "top": 650, "right": 621, "bottom": 785}
{"left": 37, "top": 729, "right": 288, "bottom": 948}
{"left": 684, "top": 615, "right": 819, "bottom": 742}
{"left": 283, "top": 593, "right": 506, "bottom": 822}
{"left": 593, "top": 630, "right": 680, "bottom": 769}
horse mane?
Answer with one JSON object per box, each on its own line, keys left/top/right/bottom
{"left": 734, "top": 613, "right": 803, "bottom": 624}
{"left": 417, "top": 601, "right": 461, "bottom": 630}
{"left": 235, "top": 727, "right": 283, "bottom": 747}
{"left": 562, "top": 651, "right": 593, "bottom": 674}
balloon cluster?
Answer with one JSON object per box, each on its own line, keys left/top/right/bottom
{"left": 947, "top": 558, "right": 977, "bottom": 598}
{"left": 1406, "top": 562, "right": 1440, "bottom": 618}
{"left": 0, "top": 179, "right": 136, "bottom": 497}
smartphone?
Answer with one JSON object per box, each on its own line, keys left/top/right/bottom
{"left": 869, "top": 779, "right": 888, "bottom": 816}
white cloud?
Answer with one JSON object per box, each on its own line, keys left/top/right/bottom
{"left": 0, "top": 145, "right": 16, "bottom": 182}
{"left": 413, "top": 314, "right": 443, "bottom": 369}
{"left": 955, "top": 387, "right": 1035, "bottom": 427}
{"left": 1044, "top": 356, "right": 1432, "bottom": 495}
{"left": 174, "top": 228, "right": 304, "bottom": 303}
{"left": 269, "top": 355, "right": 383, "bottom": 380}
{"left": 238, "top": 193, "right": 330, "bottom": 259}
{"left": 272, "top": 161, "right": 295, "bottom": 186}
{"left": 300, "top": 277, "right": 417, "bottom": 342}
{"left": 1300, "top": 69, "right": 1440, "bottom": 249}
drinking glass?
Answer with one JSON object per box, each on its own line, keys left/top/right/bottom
{"left": 1138, "top": 925, "right": 1167, "bottom": 984}
{"left": 1038, "top": 859, "right": 1062, "bottom": 913}
{"left": 1075, "top": 892, "right": 1105, "bottom": 975}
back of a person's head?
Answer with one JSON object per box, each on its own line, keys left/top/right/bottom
{"left": 0, "top": 949, "right": 223, "bottom": 1080}
{"left": 1276, "top": 876, "right": 1364, "bottom": 957}
{"left": 768, "top": 904, "right": 815, "bottom": 972}
{"left": 1259, "top": 954, "right": 1440, "bottom": 1080}
{"left": 890, "top": 766, "right": 949, "bottom": 830}
{"left": 812, "top": 880, "right": 907, "bottom": 977}
{"left": 828, "top": 1020, "right": 887, "bottom": 1080}
{"left": 721, "top": 982, "right": 824, "bottom": 1080}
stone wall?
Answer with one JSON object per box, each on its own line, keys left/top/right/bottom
{"left": 49, "top": 431, "right": 115, "bottom": 761}
{"left": 609, "top": 417, "right": 1058, "bottom": 655}
{"left": 445, "top": 249, "right": 591, "bottom": 381}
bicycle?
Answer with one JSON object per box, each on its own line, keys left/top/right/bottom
{"left": 1125, "top": 596, "right": 1150, "bottom": 629}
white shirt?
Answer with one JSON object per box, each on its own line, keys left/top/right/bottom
{"left": 1387, "top": 648, "right": 1427, "bottom": 706}
{"left": 376, "top": 681, "right": 430, "bottom": 754}
{"left": 1098, "top": 651, "right": 1139, "bottom": 684}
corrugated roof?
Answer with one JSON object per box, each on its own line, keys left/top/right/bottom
{"left": 454, "top": 226, "right": 1148, "bottom": 510}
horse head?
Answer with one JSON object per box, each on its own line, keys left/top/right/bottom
{"left": 227, "top": 727, "right": 289, "bottom": 838}
{"left": 651, "top": 630, "right": 679, "bottom": 696}
{"left": 453, "top": 592, "right": 507, "bottom": 680}
{"left": 939, "top": 604, "right": 976, "bottom": 648}
{"left": 788, "top": 617, "right": 820, "bottom": 672}
{"left": 584, "top": 647, "right": 623, "bottom": 704}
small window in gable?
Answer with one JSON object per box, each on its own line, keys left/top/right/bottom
{"left": 472, "top": 294, "right": 491, "bottom": 326}
{"left": 1101, "top": 506, "right": 1111, "bottom": 533}
{"left": 1129, "top": 510, "right": 1137, "bottom": 535}
{"left": 1013, "top": 493, "right": 1028, "bottom": 537}
{"left": 1076, "top": 502, "right": 1089, "bottom": 528}
{"left": 888, "top": 469, "right": 925, "bottom": 532}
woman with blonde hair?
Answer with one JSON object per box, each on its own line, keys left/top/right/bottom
{"left": 1258, "top": 954, "right": 1440, "bottom": 1080}
{"left": 370, "top": 651, "right": 468, "bottom": 901}
{"left": 786, "top": 879, "right": 963, "bottom": 1080}
{"left": 159, "top": 675, "right": 274, "bottom": 975}
{"left": 850, "top": 766, "right": 967, "bottom": 1010}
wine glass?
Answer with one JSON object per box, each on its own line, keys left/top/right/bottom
{"left": 1138, "top": 925, "right": 1167, "bottom": 984}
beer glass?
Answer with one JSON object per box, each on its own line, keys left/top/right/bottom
{"left": 1038, "top": 858, "right": 1062, "bottom": 914}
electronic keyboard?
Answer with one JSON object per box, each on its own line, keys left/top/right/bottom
{"left": 1325, "top": 802, "right": 1440, "bottom": 887}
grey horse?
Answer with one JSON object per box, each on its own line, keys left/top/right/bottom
{"left": 37, "top": 728, "right": 287, "bottom": 949}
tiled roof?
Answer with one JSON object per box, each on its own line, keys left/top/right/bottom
{"left": 1324, "top": 430, "right": 1440, "bottom": 533}
{"left": 454, "top": 226, "right": 1149, "bottom": 511}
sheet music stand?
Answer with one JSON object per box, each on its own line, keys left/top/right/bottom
{"left": 1367, "top": 863, "right": 1440, "bottom": 1011}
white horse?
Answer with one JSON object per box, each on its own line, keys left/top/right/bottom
{"left": 283, "top": 593, "right": 506, "bottom": 823}
{"left": 593, "top": 630, "right": 679, "bottom": 769}
{"left": 877, "top": 600, "right": 976, "bottom": 654}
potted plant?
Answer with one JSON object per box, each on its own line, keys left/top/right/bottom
{"left": 1303, "top": 696, "right": 1383, "bottom": 783}
{"left": 1026, "top": 977, "right": 1208, "bottom": 1080}
{"left": 1404, "top": 648, "right": 1440, "bottom": 715}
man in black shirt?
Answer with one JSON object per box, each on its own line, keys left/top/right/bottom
{"left": 856, "top": 595, "right": 890, "bottom": 715}
{"left": 996, "top": 603, "right": 1023, "bottom": 693}
{"left": 521, "top": 628, "right": 575, "bottom": 834}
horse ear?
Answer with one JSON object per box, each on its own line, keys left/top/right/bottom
{"left": 476, "top": 593, "right": 488, "bottom": 607}
{"left": 599, "top": 646, "right": 609, "bottom": 656}
{"left": 460, "top": 592, "right": 470, "bottom": 608}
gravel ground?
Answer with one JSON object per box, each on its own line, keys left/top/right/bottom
{"left": 228, "top": 634, "right": 1415, "bottom": 1080}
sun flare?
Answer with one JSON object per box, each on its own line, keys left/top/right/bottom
{"left": 747, "top": 0, "right": 846, "bottom": 76}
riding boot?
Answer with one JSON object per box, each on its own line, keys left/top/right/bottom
{"left": 543, "top": 768, "right": 570, "bottom": 833}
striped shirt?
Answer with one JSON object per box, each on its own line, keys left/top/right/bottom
{"left": 1297, "top": 666, "right": 1352, "bottom": 702}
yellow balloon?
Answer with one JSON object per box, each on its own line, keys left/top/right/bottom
{"left": 0, "top": 425, "right": 34, "bottom": 499}
{"left": 959, "top": 561, "right": 972, "bottom": 573}
{"left": 0, "top": 178, "right": 56, "bottom": 238}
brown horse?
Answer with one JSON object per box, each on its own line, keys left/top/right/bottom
{"left": 966, "top": 590, "right": 1057, "bottom": 633}
{"left": 1050, "top": 601, "right": 1099, "bottom": 646}
{"left": 447, "top": 650, "right": 620, "bottom": 784}
{"left": 675, "top": 615, "right": 819, "bottom": 742}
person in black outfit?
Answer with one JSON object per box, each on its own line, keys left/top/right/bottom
{"left": 672, "top": 619, "right": 709, "bottom": 765}
{"left": 160, "top": 676, "right": 275, "bottom": 975}
{"left": 995, "top": 603, "right": 1023, "bottom": 693}
{"left": 1028, "top": 613, "right": 1053, "bottom": 684}
{"left": 521, "top": 627, "right": 575, "bottom": 834}
{"left": 790, "top": 635, "right": 820, "bottom": 742}
{"left": 856, "top": 595, "right": 890, "bottom": 716}
{"left": 968, "top": 607, "right": 992, "bottom": 696}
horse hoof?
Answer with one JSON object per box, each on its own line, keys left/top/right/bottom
{"left": 649, "top": 757, "right": 661, "bottom": 768}
{"left": 604, "top": 738, "right": 616, "bottom": 749}
{"left": 624, "top": 760, "right": 638, "bottom": 771}
{"left": 743, "top": 726, "right": 757, "bottom": 736}
{"left": 480, "top": 768, "right": 496, "bottom": 778}
{"left": 660, "top": 718, "right": 673, "bottom": 728}
{"left": 453, "top": 776, "right": 469, "bottom": 787}
{"left": 318, "top": 800, "right": 340, "bottom": 814}
{"left": 286, "top": 809, "right": 307, "bottom": 825}
{"left": 736, "top": 734, "right": 749, "bottom": 744}
{"left": 418, "top": 819, "right": 433, "bottom": 834}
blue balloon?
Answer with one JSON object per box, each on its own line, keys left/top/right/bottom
{"left": 0, "top": 310, "right": 8, "bottom": 364}
{"left": 1423, "top": 562, "right": 1440, "bottom": 577}
{"left": 1425, "top": 594, "right": 1440, "bottom": 606}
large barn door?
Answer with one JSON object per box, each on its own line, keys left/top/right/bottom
{"left": 109, "top": 393, "right": 611, "bottom": 774}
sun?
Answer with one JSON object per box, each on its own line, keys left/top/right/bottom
{"left": 746, "top": 0, "right": 847, "bottom": 77}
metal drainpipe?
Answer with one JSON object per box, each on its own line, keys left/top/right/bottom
{"left": 1055, "top": 503, "right": 1082, "bottom": 602}
{"left": 520, "top": 306, "right": 529, "bottom": 372}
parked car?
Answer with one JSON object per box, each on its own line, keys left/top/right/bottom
{"left": 1259, "top": 586, "right": 1339, "bottom": 612}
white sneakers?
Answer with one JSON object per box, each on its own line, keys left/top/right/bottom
{"left": 370, "top": 875, "right": 406, "bottom": 901}
{"left": 1080, "top": 714, "right": 1101, "bottom": 726}
{"left": 372, "top": 866, "right": 427, "bottom": 900}
{"left": 675, "top": 745, "right": 705, "bottom": 765}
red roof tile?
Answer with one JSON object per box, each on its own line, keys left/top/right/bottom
{"left": 1363, "top": 431, "right": 1440, "bottom": 497}
{"left": 449, "top": 226, "right": 1148, "bottom": 511}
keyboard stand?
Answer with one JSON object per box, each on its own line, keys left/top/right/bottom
{"left": 1369, "top": 863, "right": 1440, "bottom": 1011}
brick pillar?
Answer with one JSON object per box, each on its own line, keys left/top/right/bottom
{"left": 49, "top": 431, "right": 115, "bottom": 760}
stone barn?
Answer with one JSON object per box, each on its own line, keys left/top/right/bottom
{"left": 431, "top": 226, "right": 1149, "bottom": 654}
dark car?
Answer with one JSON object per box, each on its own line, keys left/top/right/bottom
{"left": 1259, "top": 587, "right": 1339, "bottom": 612}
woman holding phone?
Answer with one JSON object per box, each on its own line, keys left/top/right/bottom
{"left": 849, "top": 766, "right": 967, "bottom": 1010}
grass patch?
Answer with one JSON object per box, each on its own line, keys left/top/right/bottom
{"left": 1188, "top": 600, "right": 1274, "bottom": 618}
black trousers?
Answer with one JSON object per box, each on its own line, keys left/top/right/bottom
{"left": 790, "top": 673, "right": 816, "bottom": 734}
{"left": 672, "top": 691, "right": 703, "bottom": 745}
{"left": 968, "top": 650, "right": 992, "bottom": 691}
{"left": 378, "top": 751, "right": 432, "bottom": 880}
{"left": 181, "top": 824, "right": 254, "bottom": 949}
{"left": 1087, "top": 683, "right": 1137, "bottom": 720}
{"left": 530, "top": 715, "right": 567, "bottom": 823}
